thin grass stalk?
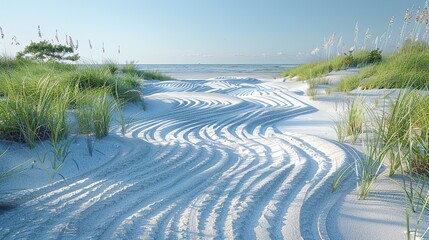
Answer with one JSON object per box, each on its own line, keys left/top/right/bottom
{"left": 49, "top": 86, "right": 72, "bottom": 168}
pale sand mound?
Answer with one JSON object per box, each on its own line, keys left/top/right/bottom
{"left": 0, "top": 75, "right": 423, "bottom": 239}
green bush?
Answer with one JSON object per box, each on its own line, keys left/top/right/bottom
{"left": 17, "top": 41, "right": 79, "bottom": 62}
{"left": 343, "top": 51, "right": 354, "bottom": 67}
{"left": 367, "top": 49, "right": 382, "bottom": 64}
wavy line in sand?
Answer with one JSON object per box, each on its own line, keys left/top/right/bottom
{"left": 0, "top": 78, "right": 354, "bottom": 239}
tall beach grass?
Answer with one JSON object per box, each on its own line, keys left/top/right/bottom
{"left": 0, "top": 57, "right": 145, "bottom": 180}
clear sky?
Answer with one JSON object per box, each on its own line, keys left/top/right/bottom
{"left": 0, "top": 0, "right": 426, "bottom": 64}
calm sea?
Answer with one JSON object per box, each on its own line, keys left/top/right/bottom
{"left": 135, "top": 64, "right": 297, "bottom": 79}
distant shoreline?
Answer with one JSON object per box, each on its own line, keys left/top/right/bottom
{"left": 134, "top": 63, "right": 298, "bottom": 80}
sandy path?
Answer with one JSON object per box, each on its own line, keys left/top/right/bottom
{"left": 0, "top": 78, "right": 356, "bottom": 239}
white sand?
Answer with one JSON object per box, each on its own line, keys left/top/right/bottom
{"left": 0, "top": 71, "right": 427, "bottom": 239}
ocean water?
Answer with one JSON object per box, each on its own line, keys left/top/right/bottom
{"left": 135, "top": 64, "right": 297, "bottom": 79}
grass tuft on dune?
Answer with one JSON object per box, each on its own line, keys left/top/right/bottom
{"left": 0, "top": 58, "right": 143, "bottom": 148}
{"left": 336, "top": 41, "right": 429, "bottom": 91}
{"left": 281, "top": 49, "right": 381, "bottom": 80}
{"left": 121, "top": 64, "right": 174, "bottom": 81}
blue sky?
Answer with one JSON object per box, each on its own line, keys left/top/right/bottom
{"left": 0, "top": 0, "right": 425, "bottom": 63}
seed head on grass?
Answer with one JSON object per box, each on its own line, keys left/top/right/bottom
{"left": 69, "top": 36, "right": 74, "bottom": 49}
{"left": 55, "top": 29, "right": 59, "bottom": 43}
{"left": 11, "top": 36, "right": 19, "bottom": 45}
{"left": 354, "top": 22, "right": 359, "bottom": 49}
{"left": 38, "top": 25, "right": 42, "bottom": 39}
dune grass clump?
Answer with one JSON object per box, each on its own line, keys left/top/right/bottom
{"left": 281, "top": 50, "right": 379, "bottom": 80}
{"left": 337, "top": 41, "right": 429, "bottom": 91}
{"left": 345, "top": 97, "right": 365, "bottom": 142}
{"left": 335, "top": 97, "right": 365, "bottom": 144}
{"left": 76, "top": 88, "right": 115, "bottom": 139}
{"left": 70, "top": 65, "right": 141, "bottom": 102}
{"left": 141, "top": 70, "right": 173, "bottom": 81}
{"left": 0, "top": 58, "right": 143, "bottom": 149}
{"left": 0, "top": 56, "right": 20, "bottom": 70}
{"left": 70, "top": 66, "right": 112, "bottom": 90}
{"left": 121, "top": 64, "right": 173, "bottom": 81}
{"left": 383, "top": 89, "right": 429, "bottom": 176}
{"left": 306, "top": 88, "right": 317, "bottom": 100}
{"left": 335, "top": 89, "right": 429, "bottom": 201}
{"left": 281, "top": 55, "right": 348, "bottom": 80}
{"left": 0, "top": 75, "right": 68, "bottom": 148}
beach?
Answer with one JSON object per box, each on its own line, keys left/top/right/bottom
{"left": 0, "top": 70, "right": 426, "bottom": 239}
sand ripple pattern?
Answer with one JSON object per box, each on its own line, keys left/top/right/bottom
{"left": 0, "top": 78, "right": 352, "bottom": 239}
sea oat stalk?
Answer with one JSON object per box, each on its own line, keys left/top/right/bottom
{"left": 38, "top": 25, "right": 42, "bottom": 38}
{"left": 55, "top": 30, "right": 59, "bottom": 43}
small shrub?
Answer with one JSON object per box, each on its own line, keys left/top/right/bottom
{"left": 367, "top": 49, "right": 382, "bottom": 64}
{"left": 16, "top": 41, "right": 79, "bottom": 62}
{"left": 343, "top": 50, "right": 354, "bottom": 67}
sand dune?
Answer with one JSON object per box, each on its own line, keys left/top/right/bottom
{"left": 0, "top": 76, "right": 413, "bottom": 239}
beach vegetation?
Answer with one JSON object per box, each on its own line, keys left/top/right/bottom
{"left": 334, "top": 97, "right": 365, "bottom": 144}
{"left": 69, "top": 65, "right": 141, "bottom": 102}
{"left": 325, "top": 88, "right": 333, "bottom": 95}
{"left": 337, "top": 41, "right": 429, "bottom": 91}
{"left": 281, "top": 49, "right": 381, "bottom": 80}
{"left": 0, "top": 57, "right": 146, "bottom": 179}
{"left": 334, "top": 89, "right": 429, "bottom": 203}
{"left": 0, "top": 57, "right": 142, "bottom": 147}
{"left": 0, "top": 55, "right": 21, "bottom": 70}
{"left": 121, "top": 64, "right": 173, "bottom": 81}
{"left": 325, "top": 2, "right": 429, "bottom": 235}
{"left": 76, "top": 88, "right": 114, "bottom": 139}
{"left": 16, "top": 41, "right": 80, "bottom": 62}
{"left": 306, "top": 88, "right": 317, "bottom": 100}
{"left": 0, "top": 148, "right": 31, "bottom": 182}
{"left": 141, "top": 70, "right": 173, "bottom": 81}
